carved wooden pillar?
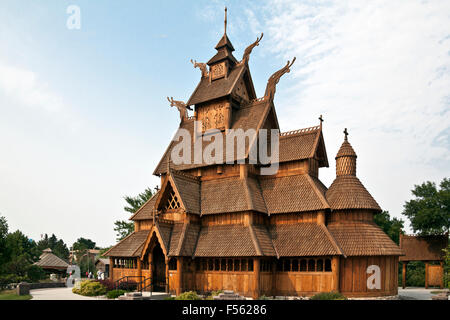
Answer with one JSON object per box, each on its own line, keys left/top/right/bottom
{"left": 271, "top": 259, "right": 277, "bottom": 296}
{"left": 109, "top": 257, "right": 114, "bottom": 282}
{"left": 332, "top": 256, "right": 340, "bottom": 292}
{"left": 177, "top": 257, "right": 183, "bottom": 295}
{"left": 165, "top": 258, "right": 169, "bottom": 293}
{"left": 253, "top": 258, "right": 260, "bottom": 299}
{"left": 137, "top": 259, "right": 142, "bottom": 290}
{"left": 402, "top": 262, "right": 407, "bottom": 289}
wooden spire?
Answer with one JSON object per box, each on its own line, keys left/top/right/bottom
{"left": 224, "top": 7, "right": 227, "bottom": 35}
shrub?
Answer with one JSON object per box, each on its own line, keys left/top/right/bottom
{"left": 106, "top": 289, "right": 127, "bottom": 299}
{"left": 117, "top": 280, "right": 138, "bottom": 292}
{"left": 96, "top": 279, "right": 115, "bottom": 291}
{"left": 205, "top": 290, "right": 223, "bottom": 300}
{"left": 175, "top": 291, "right": 201, "bottom": 300}
{"left": 310, "top": 291, "right": 347, "bottom": 300}
{"left": 72, "top": 280, "right": 106, "bottom": 296}
{"left": 26, "top": 265, "right": 46, "bottom": 282}
{"left": 259, "top": 295, "right": 270, "bottom": 300}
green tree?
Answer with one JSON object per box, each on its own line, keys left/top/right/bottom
{"left": 3, "top": 230, "right": 39, "bottom": 277}
{"left": 373, "top": 211, "right": 404, "bottom": 244}
{"left": 114, "top": 187, "right": 154, "bottom": 241}
{"left": 0, "top": 216, "right": 9, "bottom": 271}
{"left": 37, "top": 233, "right": 70, "bottom": 260}
{"left": 72, "top": 238, "right": 96, "bottom": 252}
{"left": 402, "top": 178, "right": 450, "bottom": 235}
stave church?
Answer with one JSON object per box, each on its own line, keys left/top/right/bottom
{"left": 104, "top": 9, "right": 403, "bottom": 298}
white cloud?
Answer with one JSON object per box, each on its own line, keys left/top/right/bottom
{"left": 0, "top": 62, "right": 64, "bottom": 113}
{"left": 250, "top": 0, "right": 450, "bottom": 224}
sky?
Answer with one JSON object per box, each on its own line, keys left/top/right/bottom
{"left": 0, "top": 0, "right": 449, "bottom": 248}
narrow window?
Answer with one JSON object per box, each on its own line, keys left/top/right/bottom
{"left": 325, "top": 258, "right": 332, "bottom": 272}
{"left": 234, "top": 259, "right": 241, "bottom": 271}
{"left": 292, "top": 259, "right": 299, "bottom": 271}
{"left": 168, "top": 258, "right": 177, "bottom": 271}
{"left": 276, "top": 259, "right": 283, "bottom": 271}
{"left": 208, "top": 259, "right": 214, "bottom": 271}
{"left": 214, "top": 259, "right": 220, "bottom": 271}
{"left": 202, "top": 259, "right": 207, "bottom": 271}
{"left": 248, "top": 259, "right": 254, "bottom": 271}
{"left": 317, "top": 259, "right": 323, "bottom": 272}
{"left": 308, "top": 259, "right": 315, "bottom": 272}
{"left": 300, "top": 259, "right": 307, "bottom": 271}
{"left": 242, "top": 259, "right": 248, "bottom": 272}
{"left": 227, "top": 259, "right": 233, "bottom": 271}
{"left": 283, "top": 259, "right": 290, "bottom": 272}
{"left": 221, "top": 259, "right": 226, "bottom": 271}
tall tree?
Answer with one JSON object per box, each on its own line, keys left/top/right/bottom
{"left": 72, "top": 237, "right": 96, "bottom": 251}
{"left": 373, "top": 211, "right": 404, "bottom": 244}
{"left": 114, "top": 187, "right": 154, "bottom": 241}
{"left": 37, "top": 233, "right": 70, "bottom": 260}
{"left": 402, "top": 178, "right": 450, "bottom": 235}
{"left": 0, "top": 216, "right": 9, "bottom": 271}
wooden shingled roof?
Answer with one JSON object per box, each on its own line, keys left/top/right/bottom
{"left": 187, "top": 63, "right": 246, "bottom": 106}
{"left": 260, "top": 174, "right": 329, "bottom": 214}
{"left": 129, "top": 191, "right": 159, "bottom": 221}
{"left": 327, "top": 222, "right": 403, "bottom": 256}
{"left": 270, "top": 223, "right": 343, "bottom": 257}
{"left": 399, "top": 234, "right": 448, "bottom": 261}
{"left": 326, "top": 176, "right": 381, "bottom": 212}
{"left": 34, "top": 249, "right": 70, "bottom": 269}
{"left": 103, "top": 230, "right": 150, "bottom": 257}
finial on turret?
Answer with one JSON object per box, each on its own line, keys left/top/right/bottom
{"left": 224, "top": 7, "right": 227, "bottom": 35}
{"left": 319, "top": 115, "right": 324, "bottom": 128}
{"left": 344, "top": 128, "right": 349, "bottom": 141}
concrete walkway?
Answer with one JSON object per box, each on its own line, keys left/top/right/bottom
{"left": 398, "top": 287, "right": 447, "bottom": 300}
{"left": 30, "top": 287, "right": 107, "bottom": 300}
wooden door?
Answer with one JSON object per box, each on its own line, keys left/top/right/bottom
{"left": 427, "top": 265, "right": 442, "bottom": 287}
{"left": 152, "top": 243, "right": 166, "bottom": 291}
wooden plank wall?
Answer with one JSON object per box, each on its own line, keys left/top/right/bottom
{"left": 339, "top": 256, "right": 398, "bottom": 297}
{"left": 272, "top": 272, "right": 334, "bottom": 296}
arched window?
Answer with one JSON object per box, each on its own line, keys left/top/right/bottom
{"left": 308, "top": 259, "right": 315, "bottom": 272}
{"left": 316, "top": 259, "right": 323, "bottom": 272}
{"left": 325, "top": 258, "right": 332, "bottom": 272}
{"left": 300, "top": 259, "right": 307, "bottom": 271}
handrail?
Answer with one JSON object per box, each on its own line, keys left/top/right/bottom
{"left": 114, "top": 276, "right": 145, "bottom": 290}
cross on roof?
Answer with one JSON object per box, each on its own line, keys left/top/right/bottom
{"left": 319, "top": 115, "right": 324, "bottom": 125}
{"left": 344, "top": 128, "right": 349, "bottom": 141}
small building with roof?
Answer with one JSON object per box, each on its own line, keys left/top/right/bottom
{"left": 103, "top": 8, "right": 403, "bottom": 298}
{"left": 34, "top": 248, "right": 70, "bottom": 276}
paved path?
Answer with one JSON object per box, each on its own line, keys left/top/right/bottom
{"left": 398, "top": 287, "right": 446, "bottom": 300}
{"left": 30, "top": 287, "right": 107, "bottom": 300}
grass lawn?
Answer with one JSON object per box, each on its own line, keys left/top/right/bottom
{"left": 0, "top": 289, "right": 32, "bottom": 300}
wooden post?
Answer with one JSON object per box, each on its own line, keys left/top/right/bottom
{"left": 177, "top": 257, "right": 183, "bottom": 295}
{"left": 402, "top": 262, "right": 407, "bottom": 289}
{"left": 165, "top": 258, "right": 169, "bottom": 293}
{"left": 137, "top": 259, "right": 142, "bottom": 290}
{"left": 440, "top": 261, "right": 444, "bottom": 289}
{"left": 317, "top": 211, "right": 325, "bottom": 225}
{"left": 253, "top": 258, "right": 260, "bottom": 299}
{"left": 271, "top": 259, "right": 277, "bottom": 296}
{"left": 332, "top": 256, "right": 340, "bottom": 292}
{"left": 109, "top": 257, "right": 114, "bottom": 282}
{"left": 425, "top": 262, "right": 429, "bottom": 289}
